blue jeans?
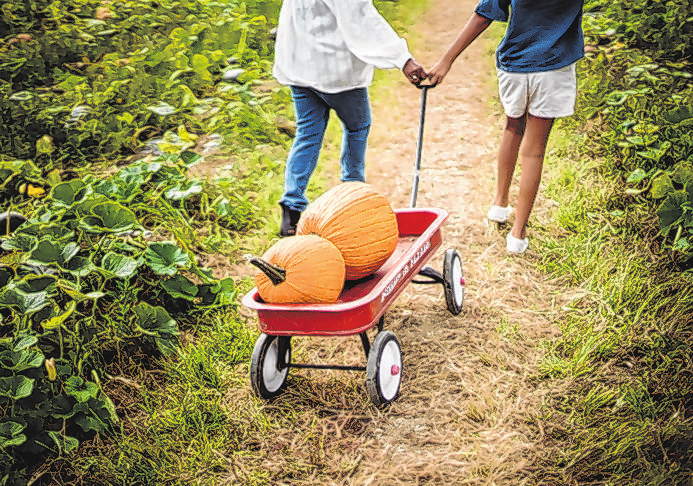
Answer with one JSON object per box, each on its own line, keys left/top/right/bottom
{"left": 280, "top": 86, "right": 371, "bottom": 212}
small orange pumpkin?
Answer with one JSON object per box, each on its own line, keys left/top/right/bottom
{"left": 297, "top": 182, "right": 398, "bottom": 280}
{"left": 247, "top": 235, "right": 345, "bottom": 304}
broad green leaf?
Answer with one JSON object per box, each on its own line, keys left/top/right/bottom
{"left": 657, "top": 190, "right": 687, "bottom": 234}
{"left": 671, "top": 164, "right": 693, "bottom": 186}
{"left": 164, "top": 181, "right": 203, "bottom": 201}
{"left": 30, "top": 240, "right": 79, "bottom": 266}
{"left": 0, "top": 376, "right": 34, "bottom": 400}
{"left": 13, "top": 335, "right": 37, "bottom": 351}
{"left": 144, "top": 242, "right": 189, "bottom": 276}
{"left": 74, "top": 414, "right": 108, "bottom": 434}
{"left": 101, "top": 252, "right": 139, "bottom": 279}
{"left": 0, "top": 349, "right": 43, "bottom": 372}
{"left": 148, "top": 101, "right": 177, "bottom": 116}
{"left": 651, "top": 173, "right": 675, "bottom": 199}
{"left": 1, "top": 234, "right": 37, "bottom": 252}
{"left": 133, "top": 302, "right": 179, "bottom": 355}
{"left": 64, "top": 376, "right": 99, "bottom": 403}
{"left": 16, "top": 275, "right": 57, "bottom": 293}
{"left": 51, "top": 180, "right": 87, "bottom": 206}
{"left": 0, "top": 266, "right": 13, "bottom": 287}
{"left": 47, "top": 431, "right": 79, "bottom": 454}
{"left": 9, "top": 91, "right": 33, "bottom": 101}
{"left": 161, "top": 274, "right": 198, "bottom": 300}
{"left": 0, "top": 421, "right": 26, "bottom": 448}
{"left": 64, "top": 256, "right": 94, "bottom": 277}
{"left": 179, "top": 150, "right": 203, "bottom": 167}
{"left": 663, "top": 105, "right": 693, "bottom": 125}
{"left": 42, "top": 302, "right": 76, "bottom": 330}
{"left": 672, "top": 237, "right": 691, "bottom": 252}
{"left": 191, "top": 54, "right": 210, "bottom": 72}
{"left": 36, "top": 135, "right": 55, "bottom": 155}
{"left": 0, "top": 288, "right": 50, "bottom": 314}
{"left": 626, "top": 168, "right": 648, "bottom": 184}
{"left": 81, "top": 202, "right": 138, "bottom": 233}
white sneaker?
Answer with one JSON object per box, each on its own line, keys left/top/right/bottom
{"left": 487, "top": 205, "right": 512, "bottom": 223}
{"left": 507, "top": 233, "right": 528, "bottom": 254}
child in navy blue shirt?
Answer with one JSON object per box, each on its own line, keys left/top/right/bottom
{"left": 426, "top": 0, "right": 584, "bottom": 254}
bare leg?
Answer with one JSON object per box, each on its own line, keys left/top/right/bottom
{"left": 511, "top": 114, "right": 554, "bottom": 240}
{"left": 493, "top": 115, "right": 526, "bottom": 208}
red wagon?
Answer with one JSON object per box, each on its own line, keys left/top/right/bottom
{"left": 241, "top": 87, "right": 465, "bottom": 406}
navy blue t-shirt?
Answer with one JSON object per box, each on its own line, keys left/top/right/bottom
{"left": 475, "top": 0, "right": 584, "bottom": 73}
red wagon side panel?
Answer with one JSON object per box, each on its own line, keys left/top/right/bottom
{"left": 241, "top": 208, "right": 448, "bottom": 336}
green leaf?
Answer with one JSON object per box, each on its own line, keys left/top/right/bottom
{"left": 64, "top": 256, "right": 94, "bottom": 277}
{"left": 1, "top": 234, "right": 37, "bottom": 252}
{"left": 64, "top": 376, "right": 99, "bottom": 403}
{"left": 81, "top": 202, "right": 139, "bottom": 233}
{"left": 144, "top": 242, "right": 189, "bottom": 276}
{"left": 101, "top": 253, "right": 139, "bottom": 279}
{"left": 672, "top": 237, "right": 691, "bottom": 252}
{"left": 133, "top": 302, "right": 179, "bottom": 355}
{"left": 671, "top": 164, "right": 693, "bottom": 186}
{"left": 179, "top": 151, "right": 203, "bottom": 168}
{"left": 51, "top": 180, "right": 88, "bottom": 206}
{"left": 42, "top": 302, "right": 76, "bottom": 330}
{"left": 0, "top": 421, "right": 27, "bottom": 448}
{"left": 161, "top": 274, "right": 198, "bottom": 300}
{"left": 663, "top": 105, "right": 693, "bottom": 125}
{"left": 164, "top": 181, "right": 203, "bottom": 201}
{"left": 657, "top": 190, "right": 687, "bottom": 234}
{"left": 148, "top": 101, "right": 177, "bottom": 116}
{"left": 626, "top": 168, "right": 649, "bottom": 184}
{"left": 47, "top": 431, "right": 79, "bottom": 454}
{"left": 36, "top": 135, "right": 55, "bottom": 155}
{"left": 30, "top": 240, "right": 80, "bottom": 266}
{"left": 0, "top": 349, "right": 44, "bottom": 372}
{"left": 0, "top": 376, "right": 34, "bottom": 400}
{"left": 0, "top": 287, "right": 50, "bottom": 314}
{"left": 13, "top": 335, "right": 37, "bottom": 351}
{"left": 651, "top": 173, "right": 675, "bottom": 199}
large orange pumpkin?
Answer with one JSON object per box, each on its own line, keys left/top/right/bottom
{"left": 247, "top": 235, "right": 345, "bottom": 304}
{"left": 297, "top": 182, "right": 398, "bottom": 280}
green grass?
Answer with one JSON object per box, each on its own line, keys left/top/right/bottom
{"left": 28, "top": 2, "right": 433, "bottom": 485}
{"left": 531, "top": 115, "right": 693, "bottom": 485}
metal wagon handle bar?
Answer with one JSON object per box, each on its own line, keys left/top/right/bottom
{"left": 410, "top": 85, "right": 429, "bottom": 208}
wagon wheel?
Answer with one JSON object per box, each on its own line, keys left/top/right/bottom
{"left": 366, "top": 331, "right": 403, "bottom": 407}
{"left": 443, "top": 249, "right": 464, "bottom": 315}
{"left": 250, "top": 334, "right": 291, "bottom": 399}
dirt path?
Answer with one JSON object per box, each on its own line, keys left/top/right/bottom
{"left": 339, "top": 0, "right": 566, "bottom": 483}
{"left": 229, "top": 0, "right": 573, "bottom": 484}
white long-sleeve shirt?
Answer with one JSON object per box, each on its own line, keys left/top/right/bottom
{"left": 272, "top": 0, "right": 413, "bottom": 93}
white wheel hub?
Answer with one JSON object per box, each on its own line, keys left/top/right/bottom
{"left": 263, "top": 338, "right": 289, "bottom": 393}
{"left": 377, "top": 340, "right": 402, "bottom": 402}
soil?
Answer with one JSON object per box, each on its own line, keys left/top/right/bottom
{"left": 335, "top": 1, "right": 568, "bottom": 483}
{"left": 227, "top": 0, "right": 573, "bottom": 483}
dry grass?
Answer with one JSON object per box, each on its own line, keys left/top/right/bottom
{"left": 221, "top": 0, "right": 584, "bottom": 483}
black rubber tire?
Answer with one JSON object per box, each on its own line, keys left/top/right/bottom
{"left": 443, "top": 249, "right": 464, "bottom": 315}
{"left": 250, "top": 334, "right": 291, "bottom": 399}
{"left": 365, "top": 331, "right": 403, "bottom": 407}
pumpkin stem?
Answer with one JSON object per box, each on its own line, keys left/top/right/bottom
{"left": 244, "top": 254, "right": 286, "bottom": 285}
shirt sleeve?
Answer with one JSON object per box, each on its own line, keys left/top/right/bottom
{"left": 324, "top": 0, "right": 412, "bottom": 70}
{"left": 475, "top": 0, "right": 510, "bottom": 22}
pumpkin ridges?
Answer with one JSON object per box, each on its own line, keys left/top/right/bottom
{"left": 297, "top": 182, "right": 399, "bottom": 280}
{"left": 253, "top": 235, "right": 345, "bottom": 304}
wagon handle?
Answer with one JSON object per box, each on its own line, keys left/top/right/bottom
{"left": 410, "top": 85, "right": 429, "bottom": 208}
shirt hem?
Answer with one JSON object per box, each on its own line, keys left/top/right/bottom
{"left": 497, "top": 55, "right": 584, "bottom": 74}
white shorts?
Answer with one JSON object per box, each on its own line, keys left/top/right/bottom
{"left": 497, "top": 63, "right": 577, "bottom": 119}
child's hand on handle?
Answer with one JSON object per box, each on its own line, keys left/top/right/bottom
{"left": 423, "top": 59, "right": 452, "bottom": 87}
{"left": 403, "top": 58, "right": 427, "bottom": 86}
